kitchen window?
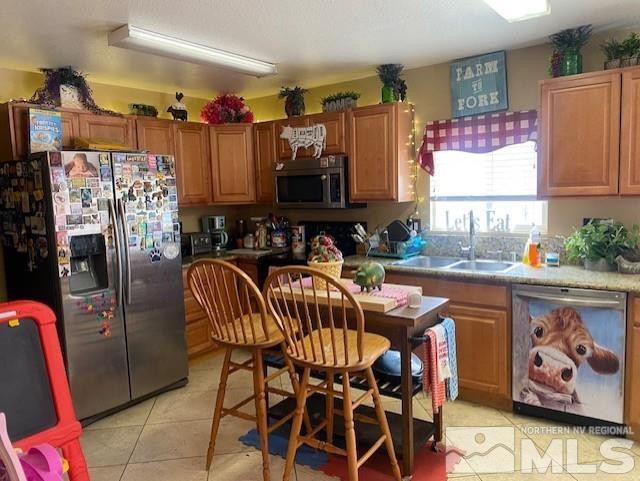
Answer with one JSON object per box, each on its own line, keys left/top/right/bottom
{"left": 429, "top": 141, "right": 547, "bottom": 233}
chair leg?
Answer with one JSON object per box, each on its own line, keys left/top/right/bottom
{"left": 283, "top": 367, "right": 310, "bottom": 481}
{"left": 325, "top": 369, "right": 335, "bottom": 446}
{"left": 283, "top": 350, "right": 312, "bottom": 434}
{"left": 342, "top": 372, "right": 359, "bottom": 481}
{"left": 365, "top": 367, "right": 402, "bottom": 481}
{"left": 206, "top": 348, "right": 232, "bottom": 470}
{"left": 253, "top": 349, "right": 270, "bottom": 481}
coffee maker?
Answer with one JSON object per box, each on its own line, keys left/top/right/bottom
{"left": 201, "top": 215, "right": 228, "bottom": 252}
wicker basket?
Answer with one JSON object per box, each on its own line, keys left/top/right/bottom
{"left": 307, "top": 260, "right": 344, "bottom": 290}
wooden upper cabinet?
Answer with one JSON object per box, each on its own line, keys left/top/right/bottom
{"left": 78, "top": 113, "right": 137, "bottom": 150}
{"left": 173, "top": 122, "right": 211, "bottom": 206}
{"left": 307, "top": 111, "right": 347, "bottom": 154}
{"left": 538, "top": 71, "right": 621, "bottom": 197}
{"left": 60, "top": 111, "right": 79, "bottom": 149}
{"left": 136, "top": 118, "right": 175, "bottom": 155}
{"left": 621, "top": 68, "right": 640, "bottom": 195}
{"left": 253, "top": 121, "right": 276, "bottom": 203}
{"left": 348, "top": 102, "right": 414, "bottom": 202}
{"left": 209, "top": 124, "right": 255, "bottom": 203}
{"left": 275, "top": 116, "right": 309, "bottom": 159}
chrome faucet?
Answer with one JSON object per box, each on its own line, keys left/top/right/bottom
{"left": 459, "top": 210, "right": 477, "bottom": 260}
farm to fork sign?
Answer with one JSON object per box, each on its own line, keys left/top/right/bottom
{"left": 450, "top": 50, "right": 508, "bottom": 118}
{"left": 280, "top": 124, "right": 327, "bottom": 160}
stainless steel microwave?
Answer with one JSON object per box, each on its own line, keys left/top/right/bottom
{"left": 274, "top": 155, "right": 361, "bottom": 209}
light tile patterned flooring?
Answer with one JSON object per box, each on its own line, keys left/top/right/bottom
{"left": 81, "top": 350, "right": 640, "bottom": 480}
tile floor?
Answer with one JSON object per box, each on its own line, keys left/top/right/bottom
{"left": 80, "top": 350, "right": 640, "bottom": 480}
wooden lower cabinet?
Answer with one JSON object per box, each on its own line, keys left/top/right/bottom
{"left": 182, "top": 265, "right": 217, "bottom": 358}
{"left": 625, "top": 295, "right": 640, "bottom": 439}
{"left": 237, "top": 259, "right": 259, "bottom": 285}
{"left": 384, "top": 272, "right": 511, "bottom": 409}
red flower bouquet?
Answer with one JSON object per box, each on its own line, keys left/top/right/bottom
{"left": 200, "top": 94, "right": 254, "bottom": 124}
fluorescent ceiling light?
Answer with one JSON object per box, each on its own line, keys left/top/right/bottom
{"left": 483, "top": 0, "right": 551, "bottom": 22}
{"left": 108, "top": 25, "right": 277, "bottom": 77}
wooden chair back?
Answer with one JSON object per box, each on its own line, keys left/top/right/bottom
{"left": 263, "top": 266, "right": 366, "bottom": 369}
{"left": 187, "top": 259, "right": 272, "bottom": 347}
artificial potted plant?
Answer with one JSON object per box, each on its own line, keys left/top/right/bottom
{"left": 565, "top": 220, "right": 639, "bottom": 272}
{"left": 200, "top": 94, "right": 254, "bottom": 124}
{"left": 376, "top": 64, "right": 404, "bottom": 103}
{"left": 549, "top": 25, "right": 593, "bottom": 76}
{"left": 279, "top": 86, "right": 307, "bottom": 117}
{"left": 307, "top": 235, "right": 343, "bottom": 290}
{"left": 321, "top": 91, "right": 361, "bottom": 112}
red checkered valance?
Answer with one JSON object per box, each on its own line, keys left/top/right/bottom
{"left": 417, "top": 109, "right": 538, "bottom": 175}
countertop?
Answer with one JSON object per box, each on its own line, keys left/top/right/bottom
{"left": 181, "top": 247, "right": 290, "bottom": 267}
{"left": 343, "top": 255, "right": 640, "bottom": 294}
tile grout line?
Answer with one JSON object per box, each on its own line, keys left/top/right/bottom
{"left": 118, "top": 396, "right": 158, "bottom": 480}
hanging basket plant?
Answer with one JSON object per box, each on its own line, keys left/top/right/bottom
{"left": 279, "top": 86, "right": 307, "bottom": 117}
{"left": 200, "top": 94, "right": 254, "bottom": 124}
{"left": 29, "top": 66, "right": 118, "bottom": 115}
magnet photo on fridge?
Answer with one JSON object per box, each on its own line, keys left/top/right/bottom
{"left": 512, "top": 298, "right": 625, "bottom": 424}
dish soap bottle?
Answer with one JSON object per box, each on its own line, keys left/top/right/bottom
{"left": 523, "top": 226, "right": 541, "bottom": 267}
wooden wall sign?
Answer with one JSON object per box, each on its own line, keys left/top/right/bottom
{"left": 450, "top": 50, "right": 508, "bottom": 118}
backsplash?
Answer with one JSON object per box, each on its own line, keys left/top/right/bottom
{"left": 423, "top": 232, "right": 568, "bottom": 263}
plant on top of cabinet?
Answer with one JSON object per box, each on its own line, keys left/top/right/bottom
{"left": 321, "top": 91, "right": 360, "bottom": 112}
{"left": 200, "top": 94, "right": 254, "bottom": 124}
{"left": 29, "top": 66, "right": 117, "bottom": 114}
{"left": 565, "top": 220, "right": 639, "bottom": 272}
{"left": 376, "top": 64, "right": 405, "bottom": 103}
{"left": 279, "top": 86, "right": 307, "bottom": 117}
{"left": 548, "top": 25, "right": 592, "bottom": 77}
{"left": 128, "top": 103, "right": 158, "bottom": 117}
{"left": 602, "top": 33, "right": 640, "bottom": 70}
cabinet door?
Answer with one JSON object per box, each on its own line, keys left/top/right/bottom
{"left": 348, "top": 104, "right": 397, "bottom": 201}
{"left": 136, "top": 118, "right": 175, "bottom": 155}
{"left": 210, "top": 124, "right": 255, "bottom": 203}
{"left": 173, "top": 122, "right": 211, "bottom": 206}
{"left": 625, "top": 296, "right": 640, "bottom": 440}
{"left": 254, "top": 121, "right": 276, "bottom": 203}
{"left": 307, "top": 111, "right": 347, "bottom": 154}
{"left": 538, "top": 72, "right": 621, "bottom": 196}
{"left": 275, "top": 116, "right": 309, "bottom": 159}
{"left": 621, "top": 68, "right": 640, "bottom": 195}
{"left": 60, "top": 111, "right": 79, "bottom": 149}
{"left": 442, "top": 303, "right": 510, "bottom": 405}
{"left": 78, "top": 114, "right": 137, "bottom": 149}
{"left": 9, "top": 104, "right": 30, "bottom": 159}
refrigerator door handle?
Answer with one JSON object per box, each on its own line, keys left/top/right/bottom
{"left": 515, "top": 292, "right": 625, "bottom": 309}
{"left": 117, "top": 199, "right": 132, "bottom": 305}
{"left": 109, "top": 199, "right": 123, "bottom": 306}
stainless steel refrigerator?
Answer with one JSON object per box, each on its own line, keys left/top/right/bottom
{"left": 0, "top": 150, "right": 188, "bottom": 421}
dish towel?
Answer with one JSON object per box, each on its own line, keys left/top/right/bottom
{"left": 422, "top": 329, "right": 446, "bottom": 414}
{"left": 441, "top": 317, "right": 459, "bottom": 401}
{"left": 431, "top": 323, "right": 452, "bottom": 382}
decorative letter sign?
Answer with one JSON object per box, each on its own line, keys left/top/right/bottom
{"left": 450, "top": 51, "right": 508, "bottom": 118}
{"left": 280, "top": 124, "right": 327, "bottom": 160}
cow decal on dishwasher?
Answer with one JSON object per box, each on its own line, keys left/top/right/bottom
{"left": 519, "top": 307, "right": 620, "bottom": 413}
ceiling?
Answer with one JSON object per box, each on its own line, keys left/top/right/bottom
{"left": 1, "top": 0, "right": 639, "bottom": 100}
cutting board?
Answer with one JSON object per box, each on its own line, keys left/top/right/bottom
{"left": 285, "top": 279, "right": 422, "bottom": 313}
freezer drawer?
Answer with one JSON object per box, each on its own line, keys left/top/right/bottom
{"left": 512, "top": 285, "right": 626, "bottom": 425}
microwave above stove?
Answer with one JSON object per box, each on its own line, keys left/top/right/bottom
{"left": 274, "top": 155, "right": 364, "bottom": 209}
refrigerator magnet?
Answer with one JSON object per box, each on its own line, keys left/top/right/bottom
{"left": 149, "top": 248, "right": 162, "bottom": 263}
{"left": 58, "top": 264, "right": 70, "bottom": 277}
{"left": 99, "top": 153, "right": 110, "bottom": 165}
{"left": 128, "top": 235, "right": 138, "bottom": 247}
{"left": 163, "top": 242, "right": 179, "bottom": 260}
{"left": 145, "top": 235, "right": 154, "bottom": 249}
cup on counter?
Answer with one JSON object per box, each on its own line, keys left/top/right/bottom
{"left": 408, "top": 292, "right": 422, "bottom": 308}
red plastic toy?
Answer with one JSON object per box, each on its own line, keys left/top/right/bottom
{"left": 0, "top": 301, "right": 88, "bottom": 481}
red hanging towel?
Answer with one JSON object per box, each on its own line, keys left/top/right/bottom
{"left": 422, "top": 329, "right": 446, "bottom": 414}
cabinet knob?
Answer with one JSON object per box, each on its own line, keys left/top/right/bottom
{"left": 321, "top": 174, "right": 327, "bottom": 180}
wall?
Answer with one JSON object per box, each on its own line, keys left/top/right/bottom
{"left": 244, "top": 26, "right": 640, "bottom": 236}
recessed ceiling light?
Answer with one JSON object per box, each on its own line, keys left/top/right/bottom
{"left": 108, "top": 25, "right": 277, "bottom": 77}
{"left": 483, "top": 0, "right": 551, "bottom": 22}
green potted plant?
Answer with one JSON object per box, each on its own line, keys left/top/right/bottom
{"left": 601, "top": 38, "right": 624, "bottom": 69}
{"left": 376, "top": 64, "right": 404, "bottom": 103}
{"left": 549, "top": 25, "right": 593, "bottom": 76}
{"left": 279, "top": 86, "right": 307, "bottom": 117}
{"left": 565, "top": 220, "right": 639, "bottom": 272}
{"left": 320, "top": 91, "right": 361, "bottom": 112}
{"left": 620, "top": 32, "right": 640, "bottom": 66}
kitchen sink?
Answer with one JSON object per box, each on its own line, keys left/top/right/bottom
{"left": 446, "top": 260, "right": 518, "bottom": 272}
{"left": 394, "top": 256, "right": 462, "bottom": 268}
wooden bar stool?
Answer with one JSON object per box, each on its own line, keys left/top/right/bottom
{"left": 263, "top": 266, "right": 402, "bottom": 481}
{"left": 187, "top": 259, "right": 308, "bottom": 481}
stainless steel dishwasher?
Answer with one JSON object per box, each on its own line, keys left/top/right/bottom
{"left": 512, "top": 284, "right": 626, "bottom": 426}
